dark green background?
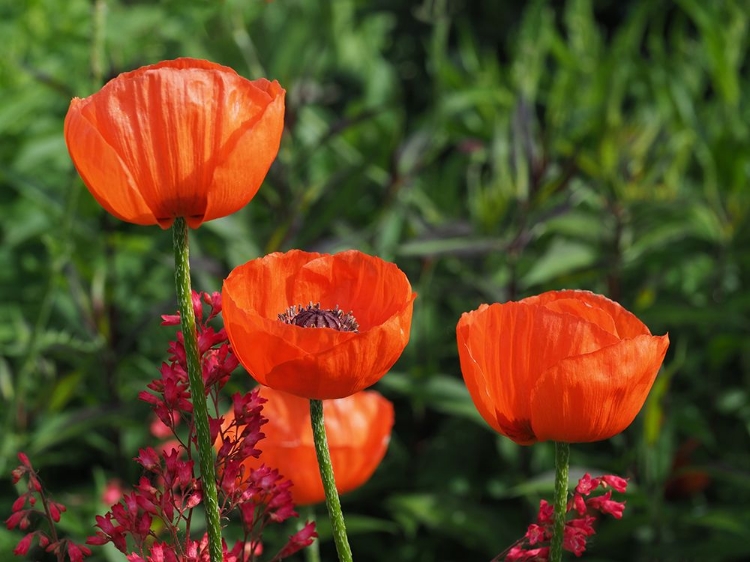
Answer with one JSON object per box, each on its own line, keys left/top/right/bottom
{"left": 1, "top": 0, "right": 749, "bottom": 560}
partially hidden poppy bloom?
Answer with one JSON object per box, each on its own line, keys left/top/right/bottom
{"left": 64, "top": 58, "right": 285, "bottom": 228}
{"left": 222, "top": 387, "right": 394, "bottom": 506}
{"left": 222, "top": 249, "right": 416, "bottom": 400}
{"left": 456, "top": 290, "right": 669, "bottom": 445}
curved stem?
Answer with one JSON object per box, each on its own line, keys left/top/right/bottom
{"left": 549, "top": 441, "right": 570, "bottom": 562}
{"left": 172, "top": 217, "right": 222, "bottom": 562}
{"left": 309, "top": 399, "right": 353, "bottom": 562}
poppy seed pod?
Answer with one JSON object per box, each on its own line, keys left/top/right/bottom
{"left": 457, "top": 290, "right": 669, "bottom": 445}
{"left": 64, "top": 58, "right": 285, "bottom": 228}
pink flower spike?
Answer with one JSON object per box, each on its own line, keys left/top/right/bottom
{"left": 67, "top": 542, "right": 92, "bottom": 562}
{"left": 274, "top": 521, "right": 318, "bottom": 558}
{"left": 134, "top": 447, "right": 161, "bottom": 471}
{"left": 161, "top": 313, "right": 181, "bottom": 326}
{"left": 205, "top": 291, "right": 222, "bottom": 319}
{"left": 10, "top": 467, "right": 26, "bottom": 485}
{"left": 13, "top": 532, "right": 33, "bottom": 555}
{"left": 192, "top": 291, "right": 204, "bottom": 321}
{"left": 5, "top": 511, "right": 28, "bottom": 531}
{"left": 587, "top": 491, "right": 627, "bottom": 519}
{"left": 17, "top": 452, "right": 32, "bottom": 468}
{"left": 536, "top": 500, "right": 554, "bottom": 524}
{"left": 29, "top": 475, "right": 43, "bottom": 493}
{"left": 11, "top": 495, "right": 27, "bottom": 513}
{"left": 525, "top": 523, "right": 548, "bottom": 545}
{"left": 567, "top": 515, "right": 596, "bottom": 537}
{"left": 506, "top": 545, "right": 549, "bottom": 561}
{"left": 573, "top": 493, "right": 587, "bottom": 516}
{"left": 48, "top": 502, "right": 61, "bottom": 522}
{"left": 602, "top": 474, "right": 628, "bottom": 493}
{"left": 575, "top": 473, "right": 600, "bottom": 496}
{"left": 102, "top": 480, "right": 125, "bottom": 505}
{"left": 150, "top": 412, "right": 179, "bottom": 438}
{"left": 562, "top": 526, "right": 588, "bottom": 556}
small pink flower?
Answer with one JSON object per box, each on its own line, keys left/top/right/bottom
{"left": 12, "top": 532, "right": 33, "bottom": 555}
{"left": 575, "top": 473, "right": 600, "bottom": 495}
{"left": 587, "top": 491, "right": 626, "bottom": 519}
{"left": 602, "top": 474, "right": 628, "bottom": 493}
{"left": 102, "top": 480, "right": 125, "bottom": 505}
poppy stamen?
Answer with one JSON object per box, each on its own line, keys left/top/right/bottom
{"left": 278, "top": 302, "right": 359, "bottom": 333}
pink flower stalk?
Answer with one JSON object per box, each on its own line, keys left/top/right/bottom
{"left": 6, "top": 452, "right": 93, "bottom": 561}
{"left": 87, "top": 291, "right": 317, "bottom": 561}
{"left": 4, "top": 291, "right": 315, "bottom": 562}
{"left": 500, "top": 473, "right": 629, "bottom": 561}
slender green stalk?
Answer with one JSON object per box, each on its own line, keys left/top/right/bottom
{"left": 309, "top": 399, "right": 353, "bottom": 562}
{"left": 172, "top": 217, "right": 222, "bottom": 562}
{"left": 549, "top": 441, "right": 571, "bottom": 562}
{"left": 302, "top": 505, "right": 321, "bottom": 562}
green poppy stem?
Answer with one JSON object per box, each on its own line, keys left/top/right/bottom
{"left": 549, "top": 441, "right": 571, "bottom": 562}
{"left": 172, "top": 217, "right": 223, "bottom": 562}
{"left": 309, "top": 399, "right": 354, "bottom": 562}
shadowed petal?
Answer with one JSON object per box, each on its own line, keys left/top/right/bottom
{"left": 223, "top": 388, "right": 394, "bottom": 505}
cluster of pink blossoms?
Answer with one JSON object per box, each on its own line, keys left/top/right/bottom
{"left": 7, "top": 291, "right": 315, "bottom": 562}
{"left": 6, "top": 452, "right": 92, "bottom": 561}
{"left": 88, "top": 291, "right": 317, "bottom": 562}
{"left": 504, "top": 473, "right": 628, "bottom": 561}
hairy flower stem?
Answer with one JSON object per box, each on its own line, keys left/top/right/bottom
{"left": 310, "top": 399, "right": 353, "bottom": 562}
{"left": 550, "top": 441, "right": 571, "bottom": 562}
{"left": 172, "top": 217, "right": 222, "bottom": 562}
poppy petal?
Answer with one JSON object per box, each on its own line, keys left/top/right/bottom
{"left": 201, "top": 78, "right": 285, "bottom": 227}
{"left": 530, "top": 333, "right": 670, "bottom": 443}
{"left": 457, "top": 306, "right": 505, "bottom": 435}
{"left": 457, "top": 290, "right": 669, "bottom": 445}
{"left": 223, "top": 388, "right": 394, "bottom": 506}
{"left": 525, "top": 290, "right": 653, "bottom": 339}
{"left": 457, "top": 301, "right": 621, "bottom": 442}
{"left": 65, "top": 100, "right": 155, "bottom": 224}
{"left": 222, "top": 250, "right": 415, "bottom": 400}
{"left": 64, "top": 58, "right": 285, "bottom": 228}
{"left": 292, "top": 251, "right": 415, "bottom": 330}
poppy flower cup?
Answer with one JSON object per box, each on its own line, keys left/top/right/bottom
{"left": 64, "top": 58, "right": 285, "bottom": 228}
{"left": 222, "top": 250, "right": 416, "bottom": 400}
{"left": 221, "top": 387, "right": 395, "bottom": 506}
{"left": 457, "top": 290, "right": 669, "bottom": 445}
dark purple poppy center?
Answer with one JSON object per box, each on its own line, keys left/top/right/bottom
{"left": 278, "top": 302, "right": 359, "bottom": 332}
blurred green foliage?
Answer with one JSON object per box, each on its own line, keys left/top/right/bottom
{"left": 2, "top": 0, "right": 750, "bottom": 560}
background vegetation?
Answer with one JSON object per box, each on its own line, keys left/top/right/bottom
{"left": 2, "top": 0, "right": 749, "bottom": 560}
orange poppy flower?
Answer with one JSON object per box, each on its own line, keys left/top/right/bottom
{"left": 222, "top": 387, "right": 394, "bottom": 506}
{"left": 64, "top": 58, "right": 285, "bottom": 229}
{"left": 456, "top": 290, "right": 669, "bottom": 445}
{"left": 222, "top": 249, "right": 416, "bottom": 400}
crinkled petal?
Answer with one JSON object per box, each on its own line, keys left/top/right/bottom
{"left": 530, "top": 334, "right": 670, "bottom": 442}
{"left": 202, "top": 78, "right": 285, "bottom": 227}
{"left": 225, "top": 388, "right": 394, "bottom": 505}
{"left": 524, "top": 290, "right": 653, "bottom": 339}
{"left": 64, "top": 58, "right": 285, "bottom": 228}
{"left": 222, "top": 250, "right": 415, "bottom": 399}
{"left": 457, "top": 301, "right": 620, "bottom": 444}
